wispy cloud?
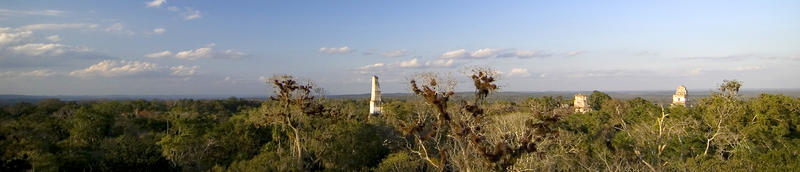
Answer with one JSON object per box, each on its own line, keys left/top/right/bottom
{"left": 146, "top": 0, "right": 167, "bottom": 8}
{"left": 145, "top": 1, "right": 203, "bottom": 21}
{"left": 441, "top": 49, "right": 469, "bottom": 59}
{"left": 680, "top": 54, "right": 800, "bottom": 61}
{"left": 442, "top": 48, "right": 558, "bottom": 59}
{"left": 181, "top": 8, "right": 202, "bottom": 20}
{"left": 634, "top": 51, "right": 659, "bottom": 56}
{"left": 680, "top": 54, "right": 755, "bottom": 61}
{"left": 356, "top": 58, "right": 457, "bottom": 74}
{"left": 70, "top": 60, "right": 199, "bottom": 79}
{"left": 565, "top": 50, "right": 584, "bottom": 57}
{"left": 399, "top": 58, "right": 420, "bottom": 67}
{"left": 13, "top": 23, "right": 134, "bottom": 35}
{"left": 11, "top": 43, "right": 90, "bottom": 56}
{"left": 379, "top": 49, "right": 408, "bottom": 57}
{"left": 144, "top": 50, "right": 172, "bottom": 58}
{"left": 0, "top": 9, "right": 64, "bottom": 17}
{"left": 45, "top": 35, "right": 60, "bottom": 42}
{"left": 685, "top": 65, "right": 766, "bottom": 76}
{"left": 469, "top": 48, "right": 503, "bottom": 58}
{"left": 152, "top": 28, "right": 166, "bottom": 35}
{"left": 0, "top": 28, "right": 109, "bottom": 68}
{"left": 506, "top": 68, "right": 531, "bottom": 77}
{"left": 498, "top": 50, "right": 552, "bottom": 59}
{"left": 0, "top": 69, "right": 57, "bottom": 79}
{"left": 566, "top": 69, "right": 658, "bottom": 78}
{"left": 169, "top": 65, "right": 198, "bottom": 77}
{"left": 320, "top": 46, "right": 352, "bottom": 54}
{"left": 70, "top": 60, "right": 161, "bottom": 77}
{"left": 0, "top": 29, "right": 32, "bottom": 45}
{"left": 18, "top": 23, "right": 99, "bottom": 31}
{"left": 103, "top": 23, "right": 135, "bottom": 35}
{"left": 688, "top": 68, "right": 703, "bottom": 76}
{"left": 146, "top": 43, "right": 246, "bottom": 60}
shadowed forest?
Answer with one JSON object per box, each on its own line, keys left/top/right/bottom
{"left": 2, "top": 68, "right": 799, "bottom": 171}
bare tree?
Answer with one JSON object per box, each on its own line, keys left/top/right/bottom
{"left": 401, "top": 67, "right": 562, "bottom": 171}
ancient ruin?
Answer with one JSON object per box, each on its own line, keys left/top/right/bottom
{"left": 369, "top": 75, "right": 382, "bottom": 115}
{"left": 672, "top": 85, "right": 688, "bottom": 106}
{"left": 574, "top": 93, "right": 590, "bottom": 113}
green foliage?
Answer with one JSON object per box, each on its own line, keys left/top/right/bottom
{"left": 316, "top": 120, "right": 390, "bottom": 170}
{"left": 588, "top": 90, "right": 612, "bottom": 110}
{"left": 2, "top": 80, "right": 800, "bottom": 171}
{"left": 375, "top": 151, "right": 432, "bottom": 172}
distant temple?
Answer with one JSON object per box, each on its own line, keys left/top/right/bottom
{"left": 574, "top": 94, "right": 590, "bottom": 113}
{"left": 369, "top": 76, "right": 382, "bottom": 115}
{"left": 672, "top": 85, "right": 688, "bottom": 106}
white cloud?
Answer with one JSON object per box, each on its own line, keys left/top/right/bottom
{"left": 379, "top": 49, "right": 407, "bottom": 57}
{"left": 441, "top": 49, "right": 468, "bottom": 59}
{"left": 175, "top": 46, "right": 213, "bottom": 60}
{"left": 442, "top": 48, "right": 569, "bottom": 59}
{"left": 500, "top": 50, "right": 551, "bottom": 58}
{"left": 0, "top": 9, "right": 63, "bottom": 16}
{"left": 424, "top": 59, "right": 454, "bottom": 67}
{"left": 45, "top": 35, "right": 60, "bottom": 42}
{"left": 12, "top": 43, "right": 68, "bottom": 56}
{"left": 469, "top": 48, "right": 502, "bottom": 58}
{"left": 440, "top": 48, "right": 509, "bottom": 59}
{"left": 507, "top": 68, "right": 531, "bottom": 77}
{"left": 359, "top": 63, "right": 385, "bottom": 70}
{"left": 70, "top": 60, "right": 161, "bottom": 77}
{"left": 682, "top": 54, "right": 800, "bottom": 62}
{"left": 221, "top": 49, "right": 246, "bottom": 58}
{"left": 104, "top": 23, "right": 135, "bottom": 35}
{"left": 14, "top": 23, "right": 132, "bottom": 35}
{"left": 258, "top": 76, "right": 269, "bottom": 83}
{"left": 69, "top": 60, "right": 201, "bottom": 79}
{"left": 146, "top": 0, "right": 167, "bottom": 8}
{"left": 181, "top": 8, "right": 202, "bottom": 20}
{"left": 169, "top": 65, "right": 197, "bottom": 77}
{"left": 0, "top": 29, "right": 32, "bottom": 45}
{"left": 355, "top": 58, "right": 458, "bottom": 74}
{"left": 0, "top": 69, "right": 56, "bottom": 78}
{"left": 566, "top": 69, "right": 656, "bottom": 78}
{"left": 149, "top": 43, "right": 245, "bottom": 60}
{"left": 734, "top": 66, "right": 764, "bottom": 71}
{"left": 635, "top": 51, "right": 659, "bottom": 56}
{"left": 688, "top": 68, "right": 703, "bottom": 76}
{"left": 145, "top": 50, "right": 173, "bottom": 58}
{"left": 399, "top": 58, "right": 421, "bottom": 68}
{"left": 319, "top": 46, "right": 352, "bottom": 54}
{"left": 18, "top": 23, "right": 99, "bottom": 31}
{"left": 167, "top": 6, "right": 180, "bottom": 12}
{"left": 565, "top": 51, "right": 584, "bottom": 57}
{"left": 153, "top": 28, "right": 166, "bottom": 34}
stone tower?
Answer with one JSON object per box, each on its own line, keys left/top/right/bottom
{"left": 574, "top": 94, "right": 590, "bottom": 113}
{"left": 672, "top": 85, "right": 688, "bottom": 106}
{"left": 369, "top": 76, "right": 382, "bottom": 115}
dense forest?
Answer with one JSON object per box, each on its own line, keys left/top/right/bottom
{"left": 2, "top": 68, "right": 799, "bottom": 171}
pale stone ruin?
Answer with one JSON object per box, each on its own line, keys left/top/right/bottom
{"left": 369, "top": 76, "right": 382, "bottom": 115}
{"left": 574, "top": 94, "right": 590, "bottom": 113}
{"left": 672, "top": 85, "right": 688, "bottom": 106}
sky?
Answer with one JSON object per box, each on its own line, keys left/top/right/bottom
{"left": 1, "top": 1, "right": 799, "bottom": 96}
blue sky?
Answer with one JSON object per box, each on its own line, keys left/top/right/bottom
{"left": 1, "top": 1, "right": 798, "bottom": 95}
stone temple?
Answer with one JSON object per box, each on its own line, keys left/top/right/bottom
{"left": 672, "top": 85, "right": 688, "bottom": 106}
{"left": 369, "top": 76, "right": 382, "bottom": 115}
{"left": 574, "top": 94, "right": 590, "bottom": 113}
